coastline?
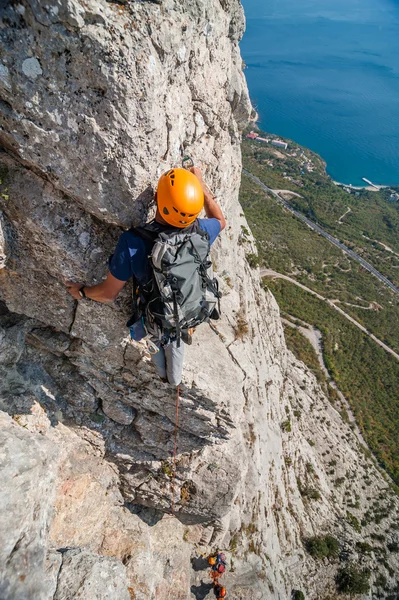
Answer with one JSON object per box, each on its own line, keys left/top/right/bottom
{"left": 248, "top": 121, "right": 399, "bottom": 193}
{"left": 332, "top": 180, "right": 388, "bottom": 193}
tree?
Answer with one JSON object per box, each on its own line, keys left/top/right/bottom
{"left": 336, "top": 565, "right": 370, "bottom": 594}
{"left": 305, "top": 535, "right": 340, "bottom": 559}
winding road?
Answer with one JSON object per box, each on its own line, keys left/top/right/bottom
{"left": 243, "top": 169, "right": 399, "bottom": 297}
{"left": 261, "top": 268, "right": 399, "bottom": 362}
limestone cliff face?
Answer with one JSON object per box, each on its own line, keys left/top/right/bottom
{"left": 1, "top": 2, "right": 399, "bottom": 600}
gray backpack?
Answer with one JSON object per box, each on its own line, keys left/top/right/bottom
{"left": 131, "top": 221, "right": 221, "bottom": 346}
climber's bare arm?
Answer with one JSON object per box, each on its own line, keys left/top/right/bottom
{"left": 66, "top": 271, "right": 126, "bottom": 302}
{"left": 190, "top": 167, "right": 226, "bottom": 231}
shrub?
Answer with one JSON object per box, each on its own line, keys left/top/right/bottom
{"left": 346, "top": 511, "right": 362, "bottom": 533}
{"left": 375, "top": 573, "right": 388, "bottom": 589}
{"left": 305, "top": 535, "right": 340, "bottom": 559}
{"left": 299, "top": 486, "right": 321, "bottom": 501}
{"left": 234, "top": 310, "right": 249, "bottom": 339}
{"left": 229, "top": 533, "right": 239, "bottom": 553}
{"left": 356, "top": 541, "right": 373, "bottom": 554}
{"left": 292, "top": 591, "right": 305, "bottom": 600}
{"left": 370, "top": 532, "right": 385, "bottom": 542}
{"left": 387, "top": 541, "right": 399, "bottom": 553}
{"left": 281, "top": 419, "right": 292, "bottom": 432}
{"left": 246, "top": 252, "right": 260, "bottom": 268}
{"left": 335, "top": 565, "right": 370, "bottom": 594}
{"left": 161, "top": 461, "right": 173, "bottom": 477}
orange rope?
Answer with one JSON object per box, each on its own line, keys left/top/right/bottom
{"left": 170, "top": 384, "right": 180, "bottom": 515}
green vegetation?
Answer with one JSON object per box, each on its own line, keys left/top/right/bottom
{"left": 161, "top": 461, "right": 173, "bottom": 477}
{"left": 387, "top": 541, "right": 399, "bottom": 553}
{"left": 246, "top": 252, "right": 260, "bottom": 268}
{"left": 239, "top": 128, "right": 399, "bottom": 489}
{"left": 346, "top": 511, "right": 362, "bottom": 533}
{"left": 241, "top": 132, "right": 399, "bottom": 285}
{"left": 335, "top": 565, "right": 370, "bottom": 594}
{"left": 283, "top": 324, "right": 326, "bottom": 385}
{"left": 292, "top": 591, "right": 305, "bottom": 600}
{"left": 267, "top": 279, "right": 399, "bottom": 486}
{"left": 240, "top": 165, "right": 399, "bottom": 354}
{"left": 281, "top": 419, "right": 292, "bottom": 433}
{"left": 240, "top": 129, "right": 399, "bottom": 349}
{"left": 356, "top": 541, "right": 373, "bottom": 554}
{"left": 298, "top": 484, "right": 321, "bottom": 501}
{"left": 229, "top": 532, "right": 239, "bottom": 553}
{"left": 304, "top": 535, "right": 340, "bottom": 559}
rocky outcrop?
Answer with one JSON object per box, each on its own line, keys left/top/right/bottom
{"left": 1, "top": 1, "right": 399, "bottom": 599}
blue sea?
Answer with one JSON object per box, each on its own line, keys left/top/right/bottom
{"left": 240, "top": 0, "right": 399, "bottom": 186}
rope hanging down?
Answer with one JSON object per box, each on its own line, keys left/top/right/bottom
{"left": 170, "top": 384, "right": 180, "bottom": 515}
{"left": 168, "top": 385, "right": 228, "bottom": 597}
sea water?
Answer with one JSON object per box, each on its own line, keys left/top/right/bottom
{"left": 240, "top": 0, "right": 399, "bottom": 186}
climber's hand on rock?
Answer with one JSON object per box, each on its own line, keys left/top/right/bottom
{"left": 65, "top": 281, "right": 84, "bottom": 300}
{"left": 190, "top": 166, "right": 203, "bottom": 183}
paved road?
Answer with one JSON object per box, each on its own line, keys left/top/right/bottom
{"left": 243, "top": 169, "right": 399, "bottom": 297}
{"left": 261, "top": 268, "right": 399, "bottom": 362}
{"left": 272, "top": 189, "right": 303, "bottom": 198}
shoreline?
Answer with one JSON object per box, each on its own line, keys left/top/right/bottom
{"left": 332, "top": 180, "right": 386, "bottom": 193}
{"left": 251, "top": 120, "right": 399, "bottom": 191}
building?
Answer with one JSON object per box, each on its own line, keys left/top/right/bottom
{"left": 256, "top": 137, "right": 270, "bottom": 143}
{"left": 271, "top": 139, "right": 288, "bottom": 150}
{"left": 246, "top": 131, "right": 259, "bottom": 140}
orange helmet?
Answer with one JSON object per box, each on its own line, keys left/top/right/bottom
{"left": 208, "top": 556, "right": 217, "bottom": 566}
{"left": 157, "top": 168, "right": 204, "bottom": 228}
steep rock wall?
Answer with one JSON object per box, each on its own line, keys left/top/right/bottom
{"left": 1, "top": 2, "right": 399, "bottom": 600}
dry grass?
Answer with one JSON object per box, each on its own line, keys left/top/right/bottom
{"left": 234, "top": 310, "right": 249, "bottom": 340}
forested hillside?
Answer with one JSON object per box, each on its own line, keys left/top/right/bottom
{"left": 240, "top": 130, "right": 399, "bottom": 488}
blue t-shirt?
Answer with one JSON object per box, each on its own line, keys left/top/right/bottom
{"left": 109, "top": 218, "right": 221, "bottom": 283}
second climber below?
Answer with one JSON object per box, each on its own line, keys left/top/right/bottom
{"left": 66, "top": 166, "right": 225, "bottom": 387}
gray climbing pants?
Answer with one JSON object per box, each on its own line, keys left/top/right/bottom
{"left": 150, "top": 338, "right": 185, "bottom": 386}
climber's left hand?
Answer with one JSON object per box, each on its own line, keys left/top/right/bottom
{"left": 65, "top": 281, "right": 84, "bottom": 300}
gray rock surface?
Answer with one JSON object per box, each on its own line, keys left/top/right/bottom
{"left": 54, "top": 549, "right": 130, "bottom": 600}
{"left": 0, "top": 411, "right": 59, "bottom": 600}
{"left": 1, "top": 1, "right": 399, "bottom": 599}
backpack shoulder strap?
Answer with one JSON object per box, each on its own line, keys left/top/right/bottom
{"left": 130, "top": 225, "right": 159, "bottom": 245}
{"left": 131, "top": 219, "right": 201, "bottom": 244}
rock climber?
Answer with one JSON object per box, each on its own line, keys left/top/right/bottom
{"left": 66, "top": 167, "right": 225, "bottom": 386}
{"left": 214, "top": 583, "right": 227, "bottom": 598}
{"left": 209, "top": 552, "right": 227, "bottom": 574}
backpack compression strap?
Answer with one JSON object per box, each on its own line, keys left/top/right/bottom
{"left": 130, "top": 219, "right": 201, "bottom": 243}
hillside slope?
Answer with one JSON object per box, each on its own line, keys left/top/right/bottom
{"left": 1, "top": 2, "right": 399, "bottom": 599}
